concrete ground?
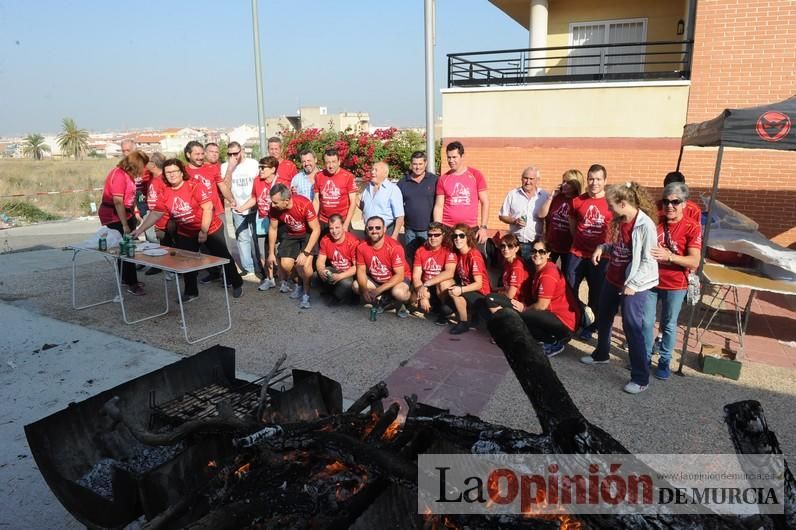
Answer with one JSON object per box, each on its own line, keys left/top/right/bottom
{"left": 1, "top": 218, "right": 795, "bottom": 527}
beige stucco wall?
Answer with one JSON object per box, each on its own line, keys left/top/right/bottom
{"left": 441, "top": 81, "right": 689, "bottom": 138}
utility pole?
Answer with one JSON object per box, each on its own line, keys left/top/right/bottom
{"left": 424, "top": 0, "right": 436, "bottom": 172}
{"left": 252, "top": 0, "right": 266, "bottom": 155}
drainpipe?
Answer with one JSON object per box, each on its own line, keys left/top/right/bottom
{"left": 528, "top": 0, "right": 549, "bottom": 77}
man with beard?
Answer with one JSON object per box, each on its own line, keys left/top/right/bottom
{"left": 317, "top": 214, "right": 359, "bottom": 305}
{"left": 223, "top": 141, "right": 260, "bottom": 277}
{"left": 290, "top": 149, "right": 318, "bottom": 201}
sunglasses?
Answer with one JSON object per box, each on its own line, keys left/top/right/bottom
{"left": 662, "top": 199, "right": 683, "bottom": 206}
{"left": 453, "top": 233, "right": 467, "bottom": 240}
{"left": 228, "top": 151, "right": 241, "bottom": 156}
{"left": 366, "top": 226, "right": 383, "bottom": 232}
{"left": 530, "top": 249, "right": 548, "bottom": 255}
{"left": 427, "top": 232, "right": 443, "bottom": 238}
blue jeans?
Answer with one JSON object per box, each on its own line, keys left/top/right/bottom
{"left": 404, "top": 228, "right": 427, "bottom": 266}
{"left": 642, "top": 287, "right": 687, "bottom": 364}
{"left": 518, "top": 242, "right": 533, "bottom": 262}
{"left": 593, "top": 282, "right": 650, "bottom": 386}
{"left": 232, "top": 210, "right": 257, "bottom": 274}
{"left": 566, "top": 255, "right": 607, "bottom": 331}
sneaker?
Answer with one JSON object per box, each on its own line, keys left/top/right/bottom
{"left": 182, "top": 293, "right": 199, "bottom": 303}
{"left": 232, "top": 286, "right": 243, "bottom": 299}
{"left": 240, "top": 270, "right": 253, "bottom": 278}
{"left": 449, "top": 321, "right": 470, "bottom": 335}
{"left": 299, "top": 294, "right": 311, "bottom": 309}
{"left": 582, "top": 306, "right": 595, "bottom": 329}
{"left": 580, "top": 355, "right": 609, "bottom": 365}
{"left": 435, "top": 314, "right": 450, "bottom": 326}
{"left": 126, "top": 283, "right": 145, "bottom": 296}
{"left": 145, "top": 267, "right": 162, "bottom": 276}
{"left": 289, "top": 284, "right": 303, "bottom": 299}
{"left": 279, "top": 280, "right": 293, "bottom": 293}
{"left": 258, "top": 278, "right": 277, "bottom": 291}
{"left": 543, "top": 341, "right": 565, "bottom": 358}
{"left": 200, "top": 272, "right": 221, "bottom": 284}
{"left": 623, "top": 382, "right": 648, "bottom": 394}
{"left": 654, "top": 360, "right": 671, "bottom": 381}
{"left": 578, "top": 327, "right": 594, "bottom": 342}
{"left": 397, "top": 305, "right": 409, "bottom": 319}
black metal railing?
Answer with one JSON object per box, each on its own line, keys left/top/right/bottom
{"left": 447, "top": 40, "right": 693, "bottom": 88}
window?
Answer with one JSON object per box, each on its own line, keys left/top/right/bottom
{"left": 568, "top": 18, "right": 648, "bottom": 75}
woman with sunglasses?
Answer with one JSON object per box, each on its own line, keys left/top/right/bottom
{"left": 132, "top": 159, "right": 243, "bottom": 301}
{"left": 439, "top": 224, "right": 491, "bottom": 334}
{"left": 233, "top": 156, "right": 279, "bottom": 291}
{"left": 491, "top": 233, "right": 531, "bottom": 304}
{"left": 643, "top": 182, "right": 701, "bottom": 380}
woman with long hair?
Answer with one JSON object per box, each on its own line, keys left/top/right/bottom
{"left": 438, "top": 224, "right": 491, "bottom": 335}
{"left": 539, "top": 169, "right": 584, "bottom": 272}
{"left": 132, "top": 159, "right": 243, "bottom": 301}
{"left": 98, "top": 150, "right": 149, "bottom": 295}
{"left": 580, "top": 182, "right": 659, "bottom": 395}
{"left": 643, "top": 182, "right": 702, "bottom": 380}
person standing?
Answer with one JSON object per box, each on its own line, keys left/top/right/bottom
{"left": 313, "top": 148, "right": 357, "bottom": 233}
{"left": 290, "top": 149, "right": 318, "bottom": 201}
{"left": 580, "top": 182, "right": 658, "bottom": 395}
{"left": 204, "top": 142, "right": 221, "bottom": 169}
{"left": 539, "top": 169, "right": 584, "bottom": 273}
{"left": 268, "top": 137, "right": 298, "bottom": 187}
{"left": 433, "top": 141, "right": 489, "bottom": 245}
{"left": 397, "top": 151, "right": 437, "bottom": 263}
{"left": 497, "top": 167, "right": 549, "bottom": 260}
{"left": 567, "top": 164, "right": 612, "bottom": 341}
{"left": 223, "top": 141, "right": 260, "bottom": 277}
{"left": 98, "top": 150, "right": 149, "bottom": 295}
{"left": 644, "top": 182, "right": 702, "bottom": 380}
{"left": 359, "top": 161, "right": 404, "bottom": 238}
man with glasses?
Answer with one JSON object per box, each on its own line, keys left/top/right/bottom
{"left": 498, "top": 167, "right": 549, "bottom": 260}
{"left": 223, "top": 141, "right": 260, "bottom": 276}
{"left": 354, "top": 216, "right": 411, "bottom": 317}
{"left": 410, "top": 222, "right": 456, "bottom": 322}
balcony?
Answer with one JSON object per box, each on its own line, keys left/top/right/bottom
{"left": 447, "top": 40, "right": 693, "bottom": 88}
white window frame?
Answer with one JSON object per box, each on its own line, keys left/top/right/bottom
{"left": 567, "top": 17, "right": 648, "bottom": 76}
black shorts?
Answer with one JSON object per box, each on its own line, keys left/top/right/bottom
{"left": 278, "top": 235, "right": 307, "bottom": 260}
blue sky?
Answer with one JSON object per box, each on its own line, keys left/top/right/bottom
{"left": 0, "top": 0, "right": 527, "bottom": 136}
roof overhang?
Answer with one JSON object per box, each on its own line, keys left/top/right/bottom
{"left": 489, "top": 0, "right": 532, "bottom": 30}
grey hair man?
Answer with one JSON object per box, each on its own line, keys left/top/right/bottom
{"left": 497, "top": 166, "right": 549, "bottom": 260}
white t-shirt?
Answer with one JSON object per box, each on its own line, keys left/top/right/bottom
{"left": 222, "top": 158, "right": 260, "bottom": 215}
{"left": 498, "top": 187, "right": 550, "bottom": 243}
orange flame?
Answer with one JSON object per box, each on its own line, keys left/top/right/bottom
{"left": 207, "top": 460, "right": 217, "bottom": 468}
{"left": 381, "top": 413, "right": 405, "bottom": 440}
{"left": 234, "top": 463, "right": 251, "bottom": 478}
{"left": 324, "top": 461, "right": 348, "bottom": 474}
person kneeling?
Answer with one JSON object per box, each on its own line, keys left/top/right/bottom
{"left": 410, "top": 222, "right": 456, "bottom": 322}
{"left": 317, "top": 214, "right": 359, "bottom": 305}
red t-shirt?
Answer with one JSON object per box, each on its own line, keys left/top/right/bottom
{"left": 605, "top": 217, "right": 636, "bottom": 289}
{"left": 436, "top": 167, "right": 488, "bottom": 227}
{"left": 570, "top": 193, "right": 612, "bottom": 258}
{"left": 185, "top": 164, "right": 224, "bottom": 217}
{"left": 531, "top": 261, "right": 579, "bottom": 332}
{"left": 251, "top": 177, "right": 275, "bottom": 218}
{"left": 502, "top": 258, "right": 531, "bottom": 303}
{"left": 269, "top": 194, "right": 317, "bottom": 237}
{"left": 100, "top": 167, "right": 136, "bottom": 225}
{"left": 545, "top": 194, "right": 573, "bottom": 254}
{"left": 314, "top": 168, "right": 356, "bottom": 222}
{"left": 276, "top": 159, "right": 298, "bottom": 187}
{"left": 319, "top": 232, "right": 360, "bottom": 271}
{"left": 456, "top": 248, "right": 491, "bottom": 295}
{"left": 136, "top": 169, "right": 153, "bottom": 198}
{"left": 414, "top": 244, "right": 457, "bottom": 283}
{"left": 356, "top": 236, "right": 406, "bottom": 284}
{"left": 146, "top": 176, "right": 170, "bottom": 230}
{"left": 154, "top": 180, "right": 220, "bottom": 237}
{"left": 657, "top": 217, "right": 702, "bottom": 290}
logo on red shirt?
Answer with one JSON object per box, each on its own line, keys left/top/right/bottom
{"left": 322, "top": 180, "right": 341, "bottom": 200}
{"left": 450, "top": 182, "right": 471, "bottom": 205}
{"left": 583, "top": 204, "right": 605, "bottom": 228}
{"left": 423, "top": 257, "right": 442, "bottom": 276}
{"left": 282, "top": 214, "right": 303, "bottom": 232}
{"left": 370, "top": 256, "right": 390, "bottom": 278}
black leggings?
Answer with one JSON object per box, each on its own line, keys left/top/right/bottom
{"left": 105, "top": 217, "right": 138, "bottom": 286}
{"left": 518, "top": 309, "right": 573, "bottom": 344}
{"left": 175, "top": 229, "right": 243, "bottom": 296}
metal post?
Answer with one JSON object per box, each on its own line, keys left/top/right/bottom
{"left": 251, "top": 0, "right": 267, "bottom": 156}
{"left": 424, "top": 0, "right": 436, "bottom": 172}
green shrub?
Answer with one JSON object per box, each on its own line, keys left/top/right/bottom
{"left": 0, "top": 200, "right": 61, "bottom": 222}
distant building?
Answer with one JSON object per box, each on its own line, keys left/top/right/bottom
{"left": 298, "top": 106, "right": 368, "bottom": 133}
{"left": 160, "top": 128, "right": 206, "bottom": 155}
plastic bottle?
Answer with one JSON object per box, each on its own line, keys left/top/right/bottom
{"left": 98, "top": 231, "right": 108, "bottom": 251}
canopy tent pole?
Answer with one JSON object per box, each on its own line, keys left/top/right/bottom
{"left": 676, "top": 144, "right": 724, "bottom": 375}
{"left": 675, "top": 145, "right": 684, "bottom": 171}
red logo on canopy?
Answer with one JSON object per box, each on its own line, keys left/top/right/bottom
{"left": 755, "top": 111, "right": 791, "bottom": 142}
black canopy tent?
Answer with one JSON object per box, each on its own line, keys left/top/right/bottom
{"left": 675, "top": 95, "right": 796, "bottom": 374}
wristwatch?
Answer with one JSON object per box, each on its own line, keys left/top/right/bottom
{"left": 479, "top": 224, "right": 488, "bottom": 229}
{"left": 301, "top": 250, "right": 311, "bottom": 257}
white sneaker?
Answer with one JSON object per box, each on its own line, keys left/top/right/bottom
{"left": 580, "top": 356, "right": 609, "bottom": 365}
{"left": 623, "top": 382, "right": 648, "bottom": 394}
{"left": 299, "top": 294, "right": 311, "bottom": 309}
{"left": 279, "top": 280, "right": 292, "bottom": 293}
{"left": 258, "top": 278, "right": 277, "bottom": 291}
{"left": 289, "top": 285, "right": 303, "bottom": 299}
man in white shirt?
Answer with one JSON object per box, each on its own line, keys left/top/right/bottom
{"left": 497, "top": 166, "right": 549, "bottom": 260}
{"left": 222, "top": 141, "right": 261, "bottom": 276}
{"left": 359, "top": 161, "right": 404, "bottom": 238}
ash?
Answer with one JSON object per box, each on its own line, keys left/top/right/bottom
{"left": 76, "top": 442, "right": 184, "bottom": 500}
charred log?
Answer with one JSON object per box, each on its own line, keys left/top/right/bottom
{"left": 364, "top": 402, "right": 400, "bottom": 443}
{"left": 255, "top": 353, "right": 288, "bottom": 422}
{"left": 345, "top": 381, "right": 389, "bottom": 415}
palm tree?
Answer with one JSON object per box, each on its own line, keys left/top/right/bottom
{"left": 22, "top": 133, "right": 51, "bottom": 160}
{"left": 56, "top": 117, "right": 89, "bottom": 159}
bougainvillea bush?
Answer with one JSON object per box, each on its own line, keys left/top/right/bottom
{"left": 281, "top": 127, "right": 432, "bottom": 181}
